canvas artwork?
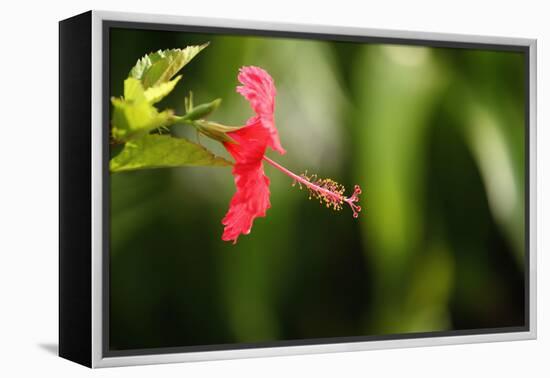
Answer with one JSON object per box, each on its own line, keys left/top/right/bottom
{"left": 107, "top": 27, "right": 527, "bottom": 353}
{"left": 59, "top": 12, "right": 535, "bottom": 367}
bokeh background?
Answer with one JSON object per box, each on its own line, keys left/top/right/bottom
{"left": 109, "top": 27, "right": 526, "bottom": 351}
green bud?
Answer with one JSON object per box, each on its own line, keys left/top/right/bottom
{"left": 193, "top": 120, "right": 245, "bottom": 144}
{"left": 183, "top": 98, "right": 221, "bottom": 121}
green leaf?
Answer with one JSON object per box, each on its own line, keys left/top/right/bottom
{"left": 110, "top": 134, "right": 233, "bottom": 173}
{"left": 123, "top": 75, "right": 147, "bottom": 101}
{"left": 111, "top": 98, "right": 175, "bottom": 142}
{"left": 129, "top": 44, "right": 208, "bottom": 88}
{"left": 143, "top": 75, "right": 182, "bottom": 104}
{"left": 111, "top": 78, "right": 176, "bottom": 141}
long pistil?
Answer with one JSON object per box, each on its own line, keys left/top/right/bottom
{"left": 263, "top": 156, "right": 362, "bottom": 217}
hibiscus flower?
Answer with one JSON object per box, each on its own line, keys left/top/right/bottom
{"left": 221, "top": 66, "right": 361, "bottom": 244}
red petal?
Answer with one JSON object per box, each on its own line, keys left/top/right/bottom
{"left": 237, "top": 66, "right": 285, "bottom": 155}
{"left": 222, "top": 120, "right": 271, "bottom": 243}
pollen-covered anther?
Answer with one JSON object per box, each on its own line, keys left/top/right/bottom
{"left": 314, "top": 178, "right": 345, "bottom": 211}
{"left": 292, "top": 172, "right": 362, "bottom": 216}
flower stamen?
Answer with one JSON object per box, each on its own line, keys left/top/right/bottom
{"left": 263, "top": 156, "right": 362, "bottom": 218}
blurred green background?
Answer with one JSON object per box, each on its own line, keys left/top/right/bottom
{"left": 109, "top": 28, "right": 526, "bottom": 351}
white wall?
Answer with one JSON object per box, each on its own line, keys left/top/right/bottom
{"left": 0, "top": 0, "right": 547, "bottom": 376}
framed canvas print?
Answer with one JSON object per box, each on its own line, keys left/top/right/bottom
{"left": 59, "top": 10, "right": 537, "bottom": 368}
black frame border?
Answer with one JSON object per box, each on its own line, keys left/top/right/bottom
{"left": 101, "top": 19, "right": 531, "bottom": 359}
{"left": 59, "top": 11, "right": 93, "bottom": 367}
